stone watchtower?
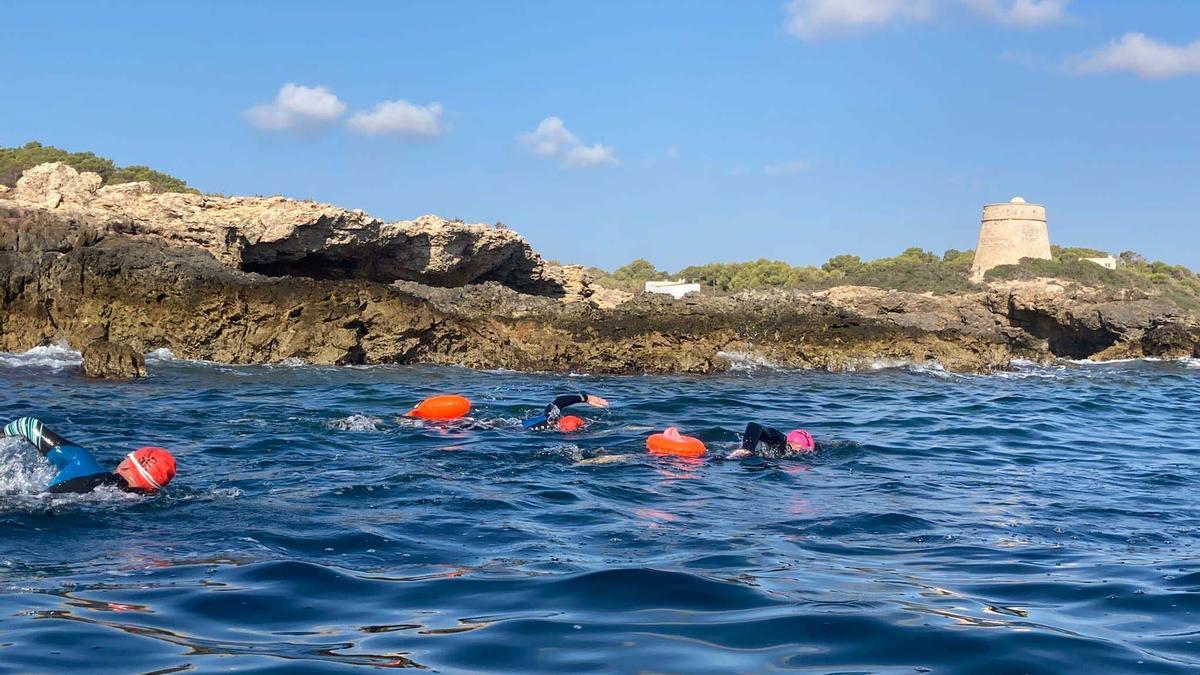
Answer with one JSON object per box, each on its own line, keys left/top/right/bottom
{"left": 970, "top": 197, "right": 1051, "bottom": 281}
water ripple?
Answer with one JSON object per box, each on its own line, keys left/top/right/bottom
{"left": 0, "top": 355, "right": 1197, "bottom": 671}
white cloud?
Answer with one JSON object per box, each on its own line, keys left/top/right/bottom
{"left": 564, "top": 144, "right": 618, "bottom": 168}
{"left": 785, "top": 0, "right": 1069, "bottom": 39}
{"left": 965, "top": 0, "right": 1069, "bottom": 27}
{"left": 763, "top": 160, "right": 811, "bottom": 175}
{"left": 346, "top": 100, "right": 447, "bottom": 138}
{"left": 518, "top": 117, "right": 617, "bottom": 168}
{"left": 785, "top": 0, "right": 933, "bottom": 40}
{"left": 1074, "top": 32, "right": 1200, "bottom": 79}
{"left": 244, "top": 83, "right": 346, "bottom": 134}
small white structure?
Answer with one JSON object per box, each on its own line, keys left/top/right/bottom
{"left": 1083, "top": 256, "right": 1117, "bottom": 270}
{"left": 645, "top": 279, "right": 701, "bottom": 299}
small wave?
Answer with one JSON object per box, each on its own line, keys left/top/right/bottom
{"left": 325, "top": 414, "right": 383, "bottom": 431}
{"left": 0, "top": 439, "right": 56, "bottom": 494}
{"left": 0, "top": 485, "right": 143, "bottom": 514}
{"left": 144, "top": 347, "right": 177, "bottom": 363}
{"left": 840, "top": 358, "right": 959, "bottom": 378}
{"left": 1063, "top": 356, "right": 1160, "bottom": 365}
{"left": 991, "top": 360, "right": 1068, "bottom": 379}
{"left": 0, "top": 343, "right": 82, "bottom": 370}
{"left": 717, "top": 350, "right": 782, "bottom": 371}
{"left": 540, "top": 443, "right": 625, "bottom": 464}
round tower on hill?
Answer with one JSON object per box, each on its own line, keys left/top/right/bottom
{"left": 970, "top": 197, "right": 1051, "bottom": 281}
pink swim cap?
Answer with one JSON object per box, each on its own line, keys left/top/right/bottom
{"left": 786, "top": 429, "right": 815, "bottom": 452}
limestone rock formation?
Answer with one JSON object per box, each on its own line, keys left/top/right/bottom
{"left": 81, "top": 341, "right": 147, "bottom": 379}
{"left": 4, "top": 162, "right": 577, "bottom": 296}
{"left": 2, "top": 166, "right": 1197, "bottom": 374}
{"left": 10, "top": 162, "right": 104, "bottom": 208}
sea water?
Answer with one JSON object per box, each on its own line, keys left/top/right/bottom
{"left": 0, "top": 349, "right": 1197, "bottom": 672}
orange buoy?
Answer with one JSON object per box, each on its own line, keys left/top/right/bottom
{"left": 646, "top": 427, "right": 707, "bottom": 457}
{"left": 557, "top": 415, "right": 585, "bottom": 432}
{"left": 406, "top": 394, "right": 471, "bottom": 420}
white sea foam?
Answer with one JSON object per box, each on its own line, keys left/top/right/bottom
{"left": 838, "top": 358, "right": 960, "bottom": 378}
{"left": 0, "top": 343, "right": 82, "bottom": 370}
{"left": 717, "top": 350, "right": 783, "bottom": 371}
{"left": 326, "top": 414, "right": 383, "bottom": 431}
{"left": 144, "top": 347, "right": 178, "bottom": 363}
{"left": 0, "top": 439, "right": 55, "bottom": 495}
{"left": 1063, "top": 356, "right": 1160, "bottom": 366}
{"left": 992, "top": 367, "right": 1064, "bottom": 380}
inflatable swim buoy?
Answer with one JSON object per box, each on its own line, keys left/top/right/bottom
{"left": 646, "top": 427, "right": 706, "bottom": 457}
{"left": 406, "top": 395, "right": 471, "bottom": 420}
{"left": 557, "top": 415, "right": 585, "bottom": 432}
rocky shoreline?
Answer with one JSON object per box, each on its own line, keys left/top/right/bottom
{"left": 2, "top": 162, "right": 1198, "bottom": 374}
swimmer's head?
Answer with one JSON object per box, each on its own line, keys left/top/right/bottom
{"left": 786, "top": 429, "right": 815, "bottom": 453}
{"left": 116, "top": 446, "right": 177, "bottom": 493}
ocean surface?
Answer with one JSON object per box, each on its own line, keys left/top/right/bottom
{"left": 0, "top": 347, "right": 1197, "bottom": 673}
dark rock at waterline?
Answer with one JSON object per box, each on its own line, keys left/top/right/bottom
{"left": 81, "top": 340, "right": 146, "bottom": 379}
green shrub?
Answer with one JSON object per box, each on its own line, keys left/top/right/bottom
{"left": 985, "top": 248, "right": 1200, "bottom": 311}
{"left": 0, "top": 141, "right": 196, "bottom": 193}
{"left": 593, "top": 245, "right": 1200, "bottom": 311}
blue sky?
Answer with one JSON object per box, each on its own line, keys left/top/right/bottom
{"left": 2, "top": 1, "right": 1198, "bottom": 270}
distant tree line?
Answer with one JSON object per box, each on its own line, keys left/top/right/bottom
{"left": 592, "top": 246, "right": 1200, "bottom": 310}
{"left": 591, "top": 247, "right": 980, "bottom": 295}
{"left": 0, "top": 141, "right": 195, "bottom": 193}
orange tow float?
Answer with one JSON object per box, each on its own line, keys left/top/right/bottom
{"left": 556, "top": 415, "right": 585, "bottom": 432}
{"left": 646, "top": 427, "right": 707, "bottom": 457}
{"left": 406, "top": 395, "right": 472, "bottom": 420}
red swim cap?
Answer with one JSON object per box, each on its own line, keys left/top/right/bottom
{"left": 557, "top": 415, "right": 585, "bottom": 432}
{"left": 116, "top": 447, "right": 176, "bottom": 492}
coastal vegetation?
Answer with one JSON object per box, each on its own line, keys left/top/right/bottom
{"left": 595, "top": 247, "right": 1200, "bottom": 310}
{"left": 987, "top": 248, "right": 1200, "bottom": 310}
{"left": 592, "top": 248, "right": 978, "bottom": 295}
{"left": 0, "top": 141, "right": 195, "bottom": 193}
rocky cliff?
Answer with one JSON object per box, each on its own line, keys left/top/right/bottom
{"left": 4, "top": 162, "right": 583, "bottom": 295}
{"left": 1, "top": 163, "right": 1197, "bottom": 373}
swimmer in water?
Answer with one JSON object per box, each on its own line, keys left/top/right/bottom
{"left": 1, "top": 417, "right": 176, "bottom": 494}
{"left": 522, "top": 392, "right": 609, "bottom": 430}
{"left": 726, "top": 422, "right": 815, "bottom": 459}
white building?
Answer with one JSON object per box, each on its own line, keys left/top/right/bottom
{"left": 1083, "top": 256, "right": 1117, "bottom": 270}
{"left": 645, "top": 279, "right": 701, "bottom": 299}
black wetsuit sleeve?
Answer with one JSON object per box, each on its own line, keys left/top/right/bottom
{"left": 49, "top": 473, "right": 123, "bottom": 494}
{"left": 3, "top": 417, "right": 70, "bottom": 456}
{"left": 740, "top": 422, "right": 788, "bottom": 457}
{"left": 543, "top": 393, "right": 589, "bottom": 418}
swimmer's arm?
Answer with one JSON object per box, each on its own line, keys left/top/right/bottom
{"left": 550, "top": 393, "right": 608, "bottom": 410}
{"left": 2, "top": 417, "right": 70, "bottom": 456}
